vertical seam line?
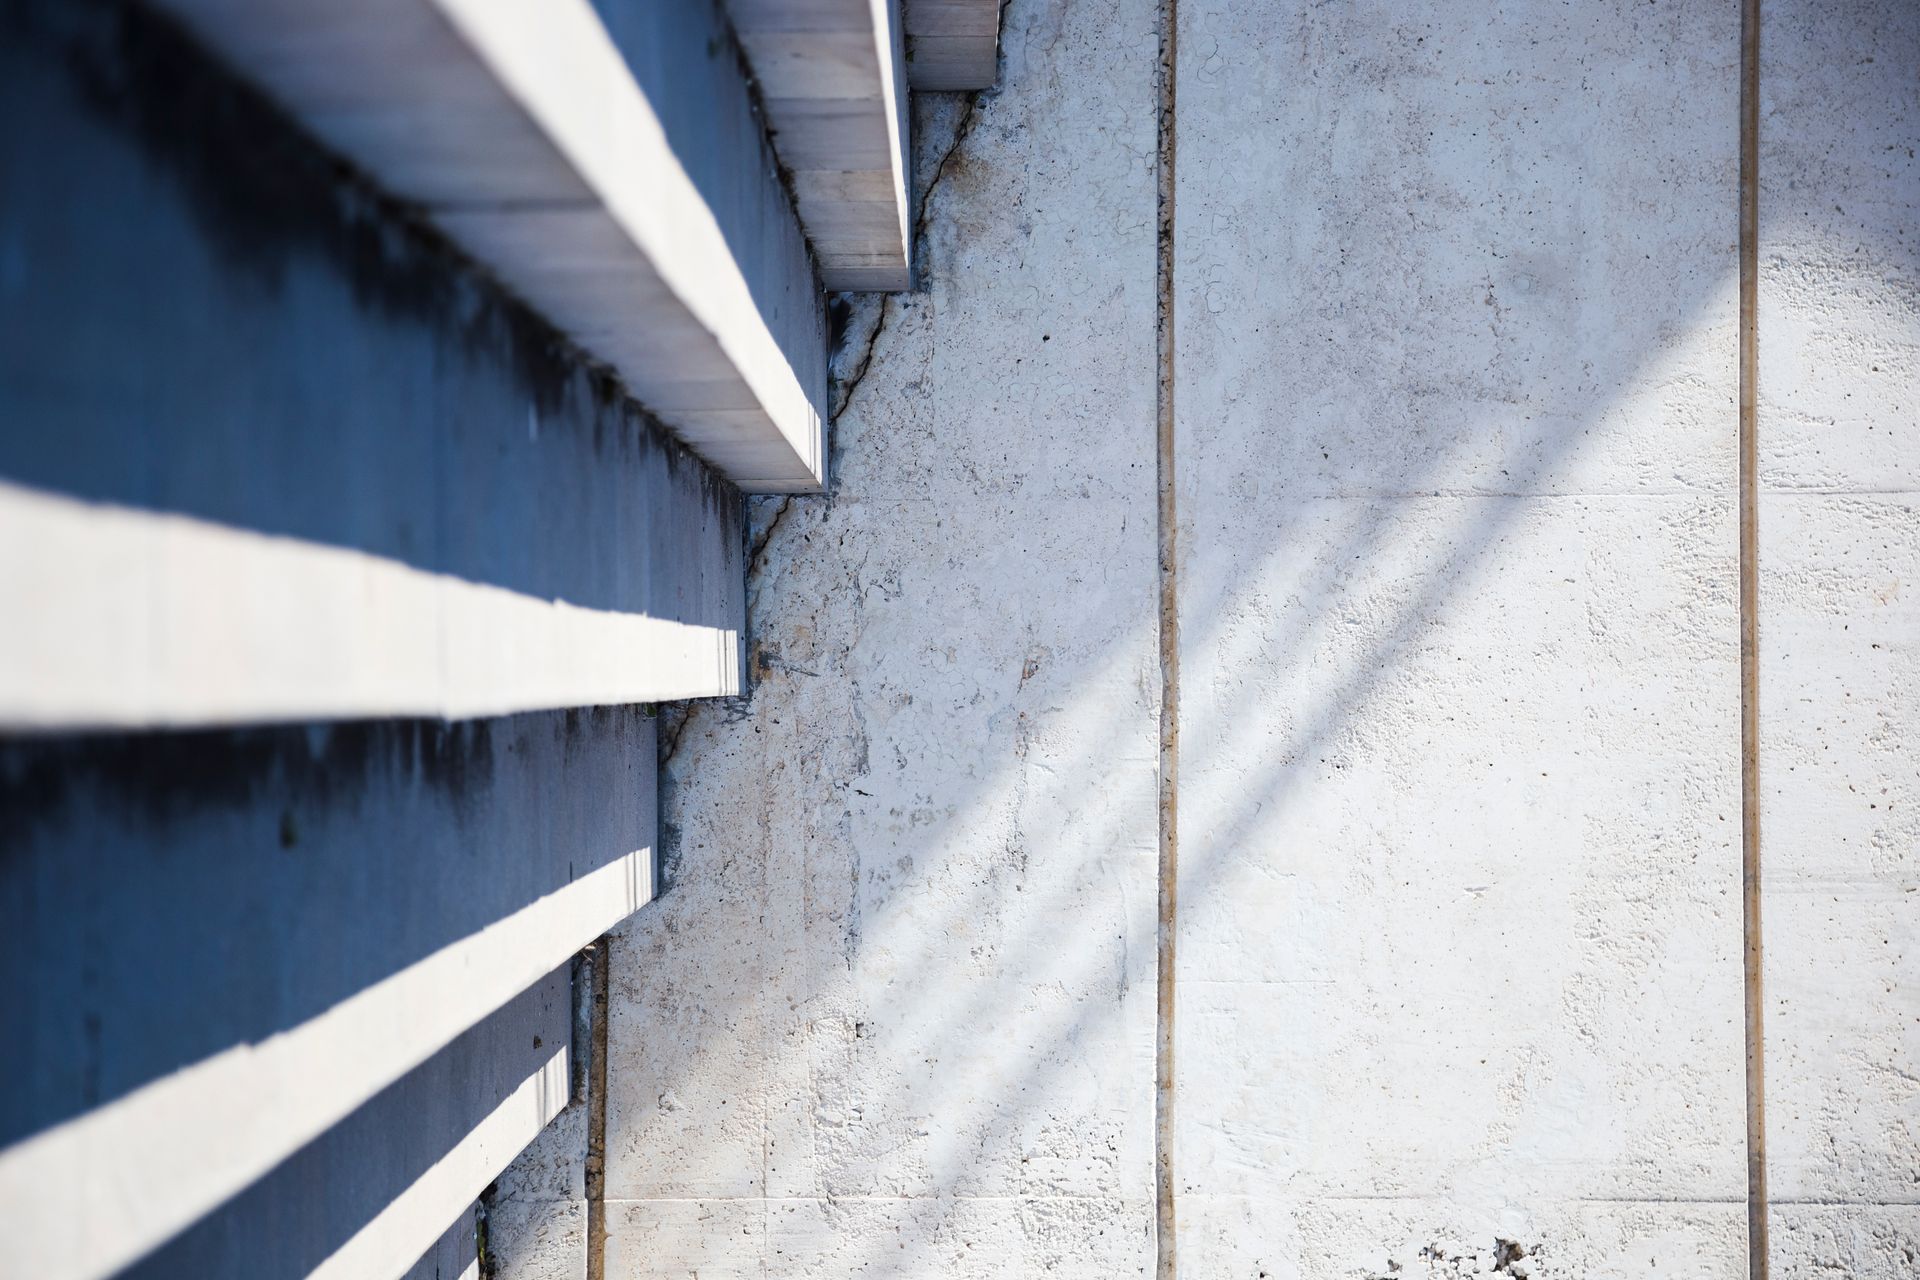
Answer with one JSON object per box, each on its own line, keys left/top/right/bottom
{"left": 1154, "top": 0, "right": 1180, "bottom": 1276}
{"left": 584, "top": 936, "right": 612, "bottom": 1280}
{"left": 1738, "top": 1, "right": 1768, "bottom": 1277}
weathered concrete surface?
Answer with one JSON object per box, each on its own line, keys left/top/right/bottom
{"left": 0, "top": 0, "right": 744, "bottom": 728}
{"left": 1172, "top": 3, "right": 1746, "bottom": 1275}
{"left": 478, "top": 4, "right": 1918, "bottom": 1278}
{"left": 1758, "top": 3, "right": 1920, "bottom": 1275}
{"left": 579, "top": 1, "right": 1162, "bottom": 1273}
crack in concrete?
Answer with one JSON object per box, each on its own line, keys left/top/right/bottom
{"left": 909, "top": 0, "right": 1012, "bottom": 282}
{"left": 746, "top": 495, "right": 795, "bottom": 582}
{"left": 657, "top": 703, "right": 694, "bottom": 773}
{"left": 1737, "top": 2, "right": 1768, "bottom": 1277}
{"left": 833, "top": 295, "right": 892, "bottom": 422}
{"left": 1154, "top": 0, "right": 1181, "bottom": 1276}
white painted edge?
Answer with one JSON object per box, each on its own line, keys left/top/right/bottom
{"left": 315, "top": 1045, "right": 571, "bottom": 1280}
{"left": 0, "top": 846, "right": 650, "bottom": 1280}
{"left": 872, "top": 0, "right": 913, "bottom": 287}
{"left": 0, "top": 481, "right": 740, "bottom": 730}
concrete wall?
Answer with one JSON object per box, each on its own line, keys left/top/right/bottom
{"left": 1173, "top": 2, "right": 1746, "bottom": 1272}
{"left": 491, "top": 1, "right": 1914, "bottom": 1277}
{"left": 494, "top": 1, "right": 1166, "bottom": 1274}
{"left": 4, "top": 0, "right": 1891, "bottom": 1274}
{"left": 609, "top": 0, "right": 1166, "bottom": 1260}
{"left": 1759, "top": 3, "right": 1919, "bottom": 1275}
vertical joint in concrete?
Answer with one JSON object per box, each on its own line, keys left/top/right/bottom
{"left": 1738, "top": 1, "right": 1768, "bottom": 1277}
{"left": 583, "top": 937, "right": 613, "bottom": 1280}
{"left": 1154, "top": 0, "right": 1181, "bottom": 1276}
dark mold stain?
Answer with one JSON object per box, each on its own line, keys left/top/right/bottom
{"left": 36, "top": 0, "right": 570, "bottom": 418}
{"left": 0, "top": 716, "right": 500, "bottom": 851}
{"left": 18, "top": 0, "right": 753, "bottom": 517}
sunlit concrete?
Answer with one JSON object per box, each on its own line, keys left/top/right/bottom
{"left": 1172, "top": 2, "right": 1747, "bottom": 1272}
{"left": 0, "top": 483, "right": 739, "bottom": 728}
{"left": 1758, "top": 2, "right": 1920, "bottom": 1275}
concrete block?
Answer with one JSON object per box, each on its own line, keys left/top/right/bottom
{"left": 730, "top": 0, "right": 913, "bottom": 290}
{"left": 0, "top": 710, "right": 656, "bottom": 1280}
{"left": 140, "top": 0, "right": 829, "bottom": 490}
{"left": 1756, "top": 0, "right": 1920, "bottom": 1244}
{"left": 124, "top": 970, "right": 570, "bottom": 1280}
{"left": 1768, "top": 1205, "right": 1920, "bottom": 1280}
{"left": 1177, "top": 1195, "right": 1744, "bottom": 1280}
{"left": 0, "top": 3, "right": 744, "bottom": 728}
{"left": 904, "top": 0, "right": 1002, "bottom": 90}
{"left": 1172, "top": 1, "right": 1745, "bottom": 1271}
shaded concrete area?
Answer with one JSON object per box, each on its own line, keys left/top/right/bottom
{"left": 0, "top": 0, "right": 746, "bottom": 730}
{"left": 125, "top": 968, "right": 568, "bottom": 1279}
{"left": 0, "top": 24, "right": 691, "bottom": 1252}
{"left": 0, "top": 709, "right": 651, "bottom": 1148}
{"left": 0, "top": 706, "right": 654, "bottom": 1277}
{"left": 0, "top": 0, "right": 741, "bottom": 625}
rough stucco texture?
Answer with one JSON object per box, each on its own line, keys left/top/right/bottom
{"left": 1758, "top": 3, "right": 1919, "bottom": 1277}
{"left": 600, "top": 1, "right": 1162, "bottom": 1275}
{"left": 1170, "top": 2, "right": 1751, "bottom": 1275}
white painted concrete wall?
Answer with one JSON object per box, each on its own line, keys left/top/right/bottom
{"left": 1758, "top": 3, "right": 1919, "bottom": 1275}
{"left": 497, "top": 3, "right": 1166, "bottom": 1274}
{"left": 1172, "top": 2, "right": 1747, "bottom": 1273}
{"left": 492, "top": 1, "right": 1916, "bottom": 1276}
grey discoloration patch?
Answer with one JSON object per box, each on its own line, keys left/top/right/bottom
{"left": 1367, "top": 1236, "right": 1541, "bottom": 1279}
